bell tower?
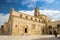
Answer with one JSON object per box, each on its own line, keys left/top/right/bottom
{"left": 34, "top": 6, "right": 40, "bottom": 16}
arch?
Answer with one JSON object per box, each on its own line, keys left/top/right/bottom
{"left": 49, "top": 31, "right": 52, "bottom": 34}
{"left": 25, "top": 28, "right": 27, "bottom": 33}
{"left": 20, "top": 14, "right": 22, "bottom": 17}
{"left": 48, "top": 25, "right": 52, "bottom": 29}
{"left": 31, "top": 17, "right": 33, "bottom": 20}
{"left": 57, "top": 24, "right": 60, "bottom": 28}
{"left": 1, "top": 25, "right": 4, "bottom": 29}
{"left": 26, "top": 16, "right": 28, "bottom": 19}
{"left": 24, "top": 25, "right": 28, "bottom": 33}
{"left": 35, "top": 18, "right": 37, "bottom": 21}
{"left": 39, "top": 20, "right": 40, "bottom": 22}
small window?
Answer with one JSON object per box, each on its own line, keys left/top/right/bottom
{"left": 26, "top": 16, "right": 28, "bottom": 19}
{"left": 42, "top": 30, "right": 44, "bottom": 34}
{"left": 40, "top": 17, "right": 42, "bottom": 19}
{"left": 49, "top": 31, "right": 52, "bottom": 34}
{"left": 20, "top": 14, "right": 22, "bottom": 17}
{"left": 1, "top": 25, "right": 4, "bottom": 29}
{"left": 31, "top": 17, "right": 32, "bottom": 20}
{"left": 57, "top": 24, "right": 60, "bottom": 28}
{"left": 48, "top": 25, "right": 52, "bottom": 29}
{"left": 15, "top": 25, "right": 17, "bottom": 27}
{"left": 39, "top": 20, "right": 40, "bottom": 22}
{"left": 35, "top": 18, "right": 37, "bottom": 21}
{"left": 48, "top": 20, "right": 50, "bottom": 22}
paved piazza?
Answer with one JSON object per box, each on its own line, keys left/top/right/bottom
{"left": 33, "top": 37, "right": 60, "bottom": 40}
{"left": 0, "top": 35, "right": 60, "bottom": 40}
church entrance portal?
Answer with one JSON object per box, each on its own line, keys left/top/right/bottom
{"left": 25, "top": 28, "right": 27, "bottom": 33}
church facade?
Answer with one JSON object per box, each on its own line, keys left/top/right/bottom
{"left": 0, "top": 7, "right": 60, "bottom": 35}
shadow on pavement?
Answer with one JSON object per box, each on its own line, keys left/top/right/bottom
{"left": 57, "top": 37, "right": 60, "bottom": 39}
{"left": 32, "top": 37, "right": 60, "bottom": 40}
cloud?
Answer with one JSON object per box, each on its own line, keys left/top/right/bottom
{"left": 19, "top": 10, "right": 34, "bottom": 16}
{"left": 40, "top": 9, "right": 60, "bottom": 21}
{"left": 21, "top": 0, "right": 39, "bottom": 8}
{"left": 21, "top": 0, "right": 39, "bottom": 5}
{"left": 27, "top": 4, "right": 35, "bottom": 8}
{"left": 21, "top": 0, "right": 56, "bottom": 8}
{"left": 41, "top": 0, "right": 55, "bottom": 4}
{"left": 45, "top": 0, "right": 55, "bottom": 3}
{"left": 0, "top": 13, "right": 9, "bottom": 27}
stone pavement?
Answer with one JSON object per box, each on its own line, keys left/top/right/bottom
{"left": 32, "top": 37, "right": 60, "bottom": 40}
{"left": 32, "top": 35, "right": 60, "bottom": 40}
{"left": 0, "top": 35, "right": 60, "bottom": 40}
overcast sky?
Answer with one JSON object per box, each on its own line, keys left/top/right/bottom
{"left": 0, "top": 0, "right": 60, "bottom": 26}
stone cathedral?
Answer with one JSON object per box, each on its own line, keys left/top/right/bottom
{"left": 0, "top": 7, "right": 60, "bottom": 35}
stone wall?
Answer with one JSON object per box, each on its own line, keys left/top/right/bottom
{"left": 11, "top": 15, "right": 46, "bottom": 35}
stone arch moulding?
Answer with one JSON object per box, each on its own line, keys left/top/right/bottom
{"left": 25, "top": 25, "right": 28, "bottom": 28}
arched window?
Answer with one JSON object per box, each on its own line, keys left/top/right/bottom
{"left": 35, "top": 18, "right": 37, "bottom": 21}
{"left": 15, "top": 25, "right": 17, "bottom": 27}
{"left": 26, "top": 16, "right": 28, "bottom": 19}
{"left": 1, "top": 25, "right": 4, "bottom": 29}
{"left": 48, "top": 25, "right": 52, "bottom": 29}
{"left": 31, "top": 17, "right": 33, "bottom": 20}
{"left": 39, "top": 20, "right": 40, "bottom": 22}
{"left": 20, "top": 14, "right": 22, "bottom": 17}
{"left": 25, "top": 28, "right": 27, "bottom": 33}
{"left": 40, "top": 17, "right": 42, "bottom": 19}
{"left": 1, "top": 25, "right": 4, "bottom": 33}
{"left": 42, "top": 30, "right": 44, "bottom": 34}
{"left": 49, "top": 31, "right": 52, "bottom": 34}
{"left": 57, "top": 24, "right": 60, "bottom": 28}
{"left": 48, "top": 21, "right": 50, "bottom": 22}
{"left": 25, "top": 25, "right": 28, "bottom": 33}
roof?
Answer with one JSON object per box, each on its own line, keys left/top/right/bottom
{"left": 39, "top": 14, "right": 47, "bottom": 17}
